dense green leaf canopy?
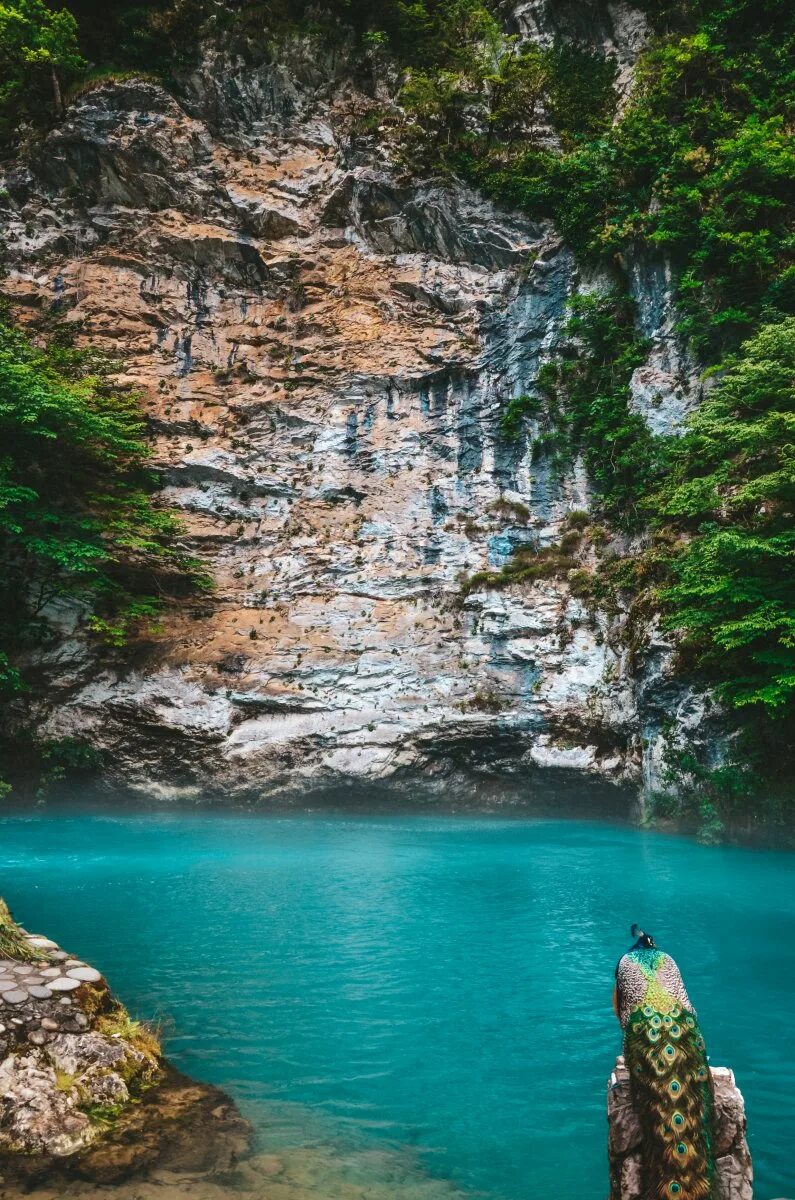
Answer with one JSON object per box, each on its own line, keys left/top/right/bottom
{"left": 0, "top": 0, "right": 84, "bottom": 140}
{"left": 0, "top": 321, "right": 203, "bottom": 665}
{"left": 657, "top": 320, "right": 795, "bottom": 715}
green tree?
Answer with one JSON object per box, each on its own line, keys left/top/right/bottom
{"left": 0, "top": 318, "right": 206, "bottom": 661}
{"left": 0, "top": 317, "right": 209, "bottom": 795}
{"left": 657, "top": 319, "right": 795, "bottom": 716}
{"left": 0, "top": 0, "right": 85, "bottom": 142}
{"left": 485, "top": 44, "right": 550, "bottom": 147}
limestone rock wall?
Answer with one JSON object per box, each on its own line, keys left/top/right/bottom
{"left": 0, "top": 13, "right": 720, "bottom": 804}
{"left": 608, "top": 1057, "right": 753, "bottom": 1200}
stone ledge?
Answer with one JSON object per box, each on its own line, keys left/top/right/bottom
{"left": 0, "top": 1063, "right": 250, "bottom": 1188}
{"left": 0, "top": 902, "right": 249, "bottom": 1186}
{"left": 608, "top": 1056, "right": 753, "bottom": 1200}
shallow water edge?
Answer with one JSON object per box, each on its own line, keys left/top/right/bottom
{"left": 7, "top": 772, "right": 792, "bottom": 849}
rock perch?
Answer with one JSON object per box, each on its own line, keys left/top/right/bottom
{"left": 608, "top": 1056, "right": 753, "bottom": 1200}
{"left": 0, "top": 899, "right": 248, "bottom": 1187}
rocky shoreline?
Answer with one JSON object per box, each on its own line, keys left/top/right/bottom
{"left": 0, "top": 897, "right": 468, "bottom": 1200}
{"left": 0, "top": 900, "right": 249, "bottom": 1192}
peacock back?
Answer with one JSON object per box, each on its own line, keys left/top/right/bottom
{"left": 617, "top": 947, "right": 717, "bottom": 1200}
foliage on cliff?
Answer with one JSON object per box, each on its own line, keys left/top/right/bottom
{"left": 519, "top": 301, "right": 795, "bottom": 723}
{"left": 0, "top": 0, "right": 85, "bottom": 144}
{"left": 0, "top": 318, "right": 208, "bottom": 793}
{"left": 366, "top": 0, "right": 794, "bottom": 356}
{"left": 501, "top": 292, "right": 656, "bottom": 526}
{"left": 657, "top": 320, "right": 795, "bottom": 714}
{"left": 522, "top": 304, "right": 795, "bottom": 830}
{"left": 348, "top": 0, "right": 794, "bottom": 821}
{"left": 636, "top": 315, "right": 795, "bottom": 833}
{"left": 0, "top": 0, "right": 206, "bottom": 147}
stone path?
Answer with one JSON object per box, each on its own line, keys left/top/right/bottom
{"left": 0, "top": 937, "right": 100, "bottom": 1001}
{"left": 0, "top": 931, "right": 99, "bottom": 1037}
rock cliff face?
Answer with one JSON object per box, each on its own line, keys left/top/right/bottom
{"left": 0, "top": 4, "right": 715, "bottom": 804}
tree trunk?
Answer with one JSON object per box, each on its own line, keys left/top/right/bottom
{"left": 51, "top": 65, "right": 64, "bottom": 119}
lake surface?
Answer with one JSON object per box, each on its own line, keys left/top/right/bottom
{"left": 0, "top": 808, "right": 792, "bottom": 1199}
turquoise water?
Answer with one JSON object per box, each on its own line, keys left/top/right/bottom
{"left": 0, "top": 809, "right": 793, "bottom": 1199}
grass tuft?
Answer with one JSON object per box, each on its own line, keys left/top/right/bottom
{"left": 96, "top": 1008, "right": 162, "bottom": 1060}
{"left": 0, "top": 898, "right": 42, "bottom": 962}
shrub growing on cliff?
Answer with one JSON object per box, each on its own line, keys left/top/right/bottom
{"left": 0, "top": 318, "right": 208, "bottom": 791}
{"left": 0, "top": 319, "right": 203, "bottom": 640}
{"left": 656, "top": 320, "right": 795, "bottom": 719}
{"left": 0, "top": 0, "right": 85, "bottom": 146}
{"left": 501, "top": 291, "right": 656, "bottom": 526}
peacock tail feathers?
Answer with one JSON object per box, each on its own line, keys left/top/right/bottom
{"left": 624, "top": 1003, "right": 717, "bottom": 1200}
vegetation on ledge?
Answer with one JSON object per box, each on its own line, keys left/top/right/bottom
{"left": 0, "top": 0, "right": 792, "bottom": 830}
{"left": 0, "top": 316, "right": 210, "bottom": 797}
{"left": 0, "top": 897, "right": 41, "bottom": 960}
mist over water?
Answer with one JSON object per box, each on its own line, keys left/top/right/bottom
{"left": 0, "top": 805, "right": 792, "bottom": 1199}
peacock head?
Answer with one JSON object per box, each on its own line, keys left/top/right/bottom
{"left": 631, "top": 923, "right": 656, "bottom": 949}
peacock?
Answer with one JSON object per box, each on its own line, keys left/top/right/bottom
{"left": 614, "top": 924, "right": 717, "bottom": 1200}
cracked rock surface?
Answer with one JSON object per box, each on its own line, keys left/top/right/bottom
{"left": 0, "top": 11, "right": 718, "bottom": 805}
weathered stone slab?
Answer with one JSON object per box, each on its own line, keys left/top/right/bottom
{"left": 67, "top": 967, "right": 102, "bottom": 983}
{"left": 47, "top": 976, "right": 81, "bottom": 992}
{"left": 0, "top": 990, "right": 28, "bottom": 1005}
{"left": 28, "top": 985, "right": 54, "bottom": 1000}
